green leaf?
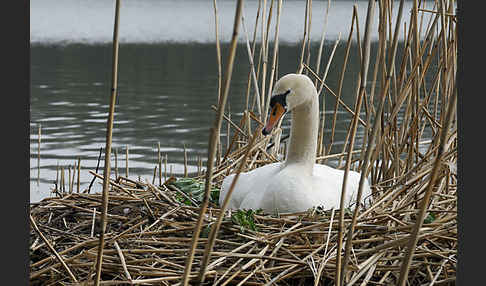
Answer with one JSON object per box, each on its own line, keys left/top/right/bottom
{"left": 169, "top": 177, "right": 220, "bottom": 205}
{"left": 424, "top": 213, "right": 436, "bottom": 224}
{"left": 231, "top": 209, "right": 259, "bottom": 233}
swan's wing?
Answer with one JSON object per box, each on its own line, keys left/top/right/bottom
{"left": 220, "top": 162, "right": 283, "bottom": 209}
{"left": 240, "top": 165, "right": 318, "bottom": 213}
{"left": 312, "top": 164, "right": 372, "bottom": 209}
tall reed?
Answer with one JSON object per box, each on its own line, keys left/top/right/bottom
{"left": 37, "top": 124, "right": 41, "bottom": 185}
{"left": 94, "top": 0, "right": 121, "bottom": 284}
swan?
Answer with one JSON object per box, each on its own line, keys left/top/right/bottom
{"left": 219, "top": 73, "right": 372, "bottom": 213}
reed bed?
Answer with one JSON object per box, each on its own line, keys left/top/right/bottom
{"left": 30, "top": 0, "right": 458, "bottom": 285}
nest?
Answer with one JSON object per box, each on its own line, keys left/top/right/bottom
{"left": 30, "top": 140, "right": 457, "bottom": 285}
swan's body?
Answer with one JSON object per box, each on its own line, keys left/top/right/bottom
{"left": 219, "top": 74, "right": 371, "bottom": 213}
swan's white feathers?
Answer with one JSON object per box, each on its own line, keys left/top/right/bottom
{"left": 219, "top": 73, "right": 372, "bottom": 213}
{"left": 221, "top": 163, "right": 371, "bottom": 213}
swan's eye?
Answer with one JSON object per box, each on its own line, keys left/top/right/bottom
{"left": 270, "top": 89, "right": 291, "bottom": 110}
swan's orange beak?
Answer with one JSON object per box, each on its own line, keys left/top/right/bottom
{"left": 262, "top": 103, "right": 286, "bottom": 135}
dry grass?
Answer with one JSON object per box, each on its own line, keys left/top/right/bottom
{"left": 30, "top": 0, "right": 458, "bottom": 285}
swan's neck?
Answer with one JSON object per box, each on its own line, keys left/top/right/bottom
{"left": 285, "top": 97, "right": 319, "bottom": 174}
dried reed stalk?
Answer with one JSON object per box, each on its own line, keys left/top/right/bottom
{"left": 61, "top": 166, "right": 65, "bottom": 194}
{"left": 183, "top": 144, "right": 188, "bottom": 177}
{"left": 158, "top": 142, "right": 162, "bottom": 186}
{"left": 125, "top": 145, "right": 129, "bottom": 178}
{"left": 94, "top": 0, "right": 121, "bottom": 284}
{"left": 77, "top": 157, "right": 81, "bottom": 193}
{"left": 69, "top": 164, "right": 73, "bottom": 194}
{"left": 37, "top": 123, "right": 41, "bottom": 185}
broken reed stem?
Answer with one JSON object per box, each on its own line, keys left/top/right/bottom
{"left": 227, "top": 107, "right": 231, "bottom": 151}
{"left": 38, "top": 123, "right": 41, "bottom": 185}
{"left": 90, "top": 208, "right": 96, "bottom": 238}
{"left": 88, "top": 147, "right": 103, "bottom": 194}
{"left": 69, "top": 164, "right": 73, "bottom": 194}
{"left": 158, "top": 142, "right": 162, "bottom": 186}
{"left": 339, "top": 1, "right": 376, "bottom": 284}
{"left": 125, "top": 145, "right": 129, "bottom": 178}
{"left": 164, "top": 154, "right": 168, "bottom": 182}
{"left": 77, "top": 157, "right": 81, "bottom": 193}
{"left": 94, "top": 0, "right": 121, "bottom": 284}
{"left": 181, "top": 1, "right": 244, "bottom": 285}
{"left": 183, "top": 144, "right": 188, "bottom": 177}
{"left": 61, "top": 166, "right": 65, "bottom": 194}
{"left": 55, "top": 162, "right": 59, "bottom": 191}
{"left": 114, "top": 148, "right": 118, "bottom": 180}
{"left": 152, "top": 165, "right": 157, "bottom": 185}
{"left": 197, "top": 127, "right": 261, "bottom": 284}
{"left": 113, "top": 241, "right": 132, "bottom": 282}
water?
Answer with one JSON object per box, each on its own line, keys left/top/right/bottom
{"left": 30, "top": 0, "right": 437, "bottom": 202}
{"left": 31, "top": 0, "right": 429, "bottom": 45}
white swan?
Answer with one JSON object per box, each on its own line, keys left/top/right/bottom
{"left": 219, "top": 74, "right": 372, "bottom": 213}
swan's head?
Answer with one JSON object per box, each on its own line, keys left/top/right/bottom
{"left": 262, "top": 74, "right": 317, "bottom": 135}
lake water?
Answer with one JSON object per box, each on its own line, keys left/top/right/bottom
{"left": 30, "top": 0, "right": 436, "bottom": 202}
